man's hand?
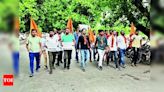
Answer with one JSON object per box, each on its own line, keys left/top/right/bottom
{"left": 39, "top": 51, "right": 42, "bottom": 55}
{"left": 117, "top": 47, "right": 120, "bottom": 50}
{"left": 45, "top": 45, "right": 48, "bottom": 48}
{"left": 27, "top": 47, "right": 30, "bottom": 52}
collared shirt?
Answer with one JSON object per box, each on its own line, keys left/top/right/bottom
{"left": 117, "top": 35, "right": 127, "bottom": 49}
{"left": 62, "top": 34, "right": 75, "bottom": 50}
{"left": 132, "top": 35, "right": 142, "bottom": 48}
{"left": 108, "top": 35, "right": 117, "bottom": 51}
{"left": 96, "top": 36, "right": 107, "bottom": 50}
{"left": 74, "top": 32, "right": 80, "bottom": 44}
{"left": 26, "top": 36, "right": 41, "bottom": 53}
{"left": 46, "top": 34, "right": 59, "bottom": 52}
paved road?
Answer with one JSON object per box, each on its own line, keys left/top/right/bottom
{"left": 0, "top": 43, "right": 153, "bottom": 92}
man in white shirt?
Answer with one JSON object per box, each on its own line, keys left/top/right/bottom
{"left": 108, "top": 31, "right": 119, "bottom": 69}
{"left": 117, "top": 31, "right": 127, "bottom": 68}
{"left": 46, "top": 31, "right": 59, "bottom": 74}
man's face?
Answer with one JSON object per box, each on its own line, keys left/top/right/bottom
{"left": 66, "top": 29, "right": 70, "bottom": 34}
{"left": 99, "top": 31, "right": 104, "bottom": 36}
{"left": 121, "top": 32, "right": 125, "bottom": 36}
{"left": 105, "top": 31, "right": 108, "bottom": 34}
{"left": 76, "top": 29, "right": 79, "bottom": 33}
{"left": 82, "top": 31, "right": 86, "bottom": 35}
{"left": 31, "top": 30, "right": 37, "bottom": 37}
{"left": 49, "top": 31, "right": 54, "bottom": 37}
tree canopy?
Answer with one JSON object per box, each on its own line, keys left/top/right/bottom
{"left": 1, "top": 0, "right": 161, "bottom": 37}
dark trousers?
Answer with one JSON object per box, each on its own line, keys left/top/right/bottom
{"left": 56, "top": 51, "right": 63, "bottom": 65}
{"left": 64, "top": 50, "right": 72, "bottom": 68}
{"left": 93, "top": 48, "right": 97, "bottom": 60}
{"left": 29, "top": 52, "right": 40, "bottom": 74}
{"left": 48, "top": 51, "right": 58, "bottom": 72}
{"left": 132, "top": 47, "right": 139, "bottom": 65}
{"left": 75, "top": 49, "right": 79, "bottom": 62}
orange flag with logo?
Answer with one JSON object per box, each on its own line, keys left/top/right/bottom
{"left": 88, "top": 28, "right": 95, "bottom": 43}
{"left": 30, "top": 18, "right": 42, "bottom": 37}
{"left": 14, "top": 17, "right": 19, "bottom": 31}
{"left": 130, "top": 22, "right": 136, "bottom": 35}
{"left": 67, "top": 18, "right": 73, "bottom": 33}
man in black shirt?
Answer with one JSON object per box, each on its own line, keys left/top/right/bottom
{"left": 77, "top": 29, "right": 90, "bottom": 72}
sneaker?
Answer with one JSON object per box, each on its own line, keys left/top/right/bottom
{"left": 52, "top": 66, "right": 55, "bottom": 69}
{"left": 122, "top": 65, "right": 126, "bottom": 68}
{"left": 131, "top": 63, "right": 134, "bottom": 67}
{"left": 49, "top": 71, "right": 52, "bottom": 74}
{"left": 82, "top": 69, "right": 85, "bottom": 72}
{"left": 98, "top": 66, "right": 103, "bottom": 70}
{"left": 29, "top": 74, "right": 33, "bottom": 77}
{"left": 44, "top": 65, "right": 48, "bottom": 70}
{"left": 67, "top": 66, "right": 70, "bottom": 70}
{"left": 56, "top": 63, "right": 60, "bottom": 66}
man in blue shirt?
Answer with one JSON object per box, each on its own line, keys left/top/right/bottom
{"left": 74, "top": 28, "right": 81, "bottom": 63}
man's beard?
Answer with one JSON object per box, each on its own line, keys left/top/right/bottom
{"left": 66, "top": 32, "right": 69, "bottom": 35}
{"left": 32, "top": 35, "right": 35, "bottom": 37}
{"left": 50, "top": 35, "right": 53, "bottom": 37}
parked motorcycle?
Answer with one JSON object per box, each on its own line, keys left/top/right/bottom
{"left": 138, "top": 41, "right": 151, "bottom": 65}
{"left": 125, "top": 47, "right": 134, "bottom": 62}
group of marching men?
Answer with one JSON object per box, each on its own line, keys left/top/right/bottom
{"left": 10, "top": 27, "right": 149, "bottom": 77}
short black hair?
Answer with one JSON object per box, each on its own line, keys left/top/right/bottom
{"left": 31, "top": 29, "right": 37, "bottom": 32}
{"left": 98, "top": 30, "right": 103, "bottom": 33}
{"left": 66, "top": 28, "right": 69, "bottom": 30}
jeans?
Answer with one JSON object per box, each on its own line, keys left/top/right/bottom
{"left": 97, "top": 49, "right": 105, "bottom": 67}
{"left": 80, "top": 49, "right": 90, "bottom": 69}
{"left": 110, "top": 51, "right": 119, "bottom": 68}
{"left": 29, "top": 52, "right": 40, "bottom": 74}
{"left": 12, "top": 52, "right": 19, "bottom": 75}
{"left": 119, "top": 49, "right": 126, "bottom": 66}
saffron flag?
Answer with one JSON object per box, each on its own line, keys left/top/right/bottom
{"left": 30, "top": 18, "right": 42, "bottom": 37}
{"left": 66, "top": 18, "right": 73, "bottom": 33}
{"left": 130, "top": 22, "right": 136, "bottom": 35}
{"left": 14, "top": 17, "right": 19, "bottom": 31}
{"left": 88, "top": 28, "right": 95, "bottom": 43}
